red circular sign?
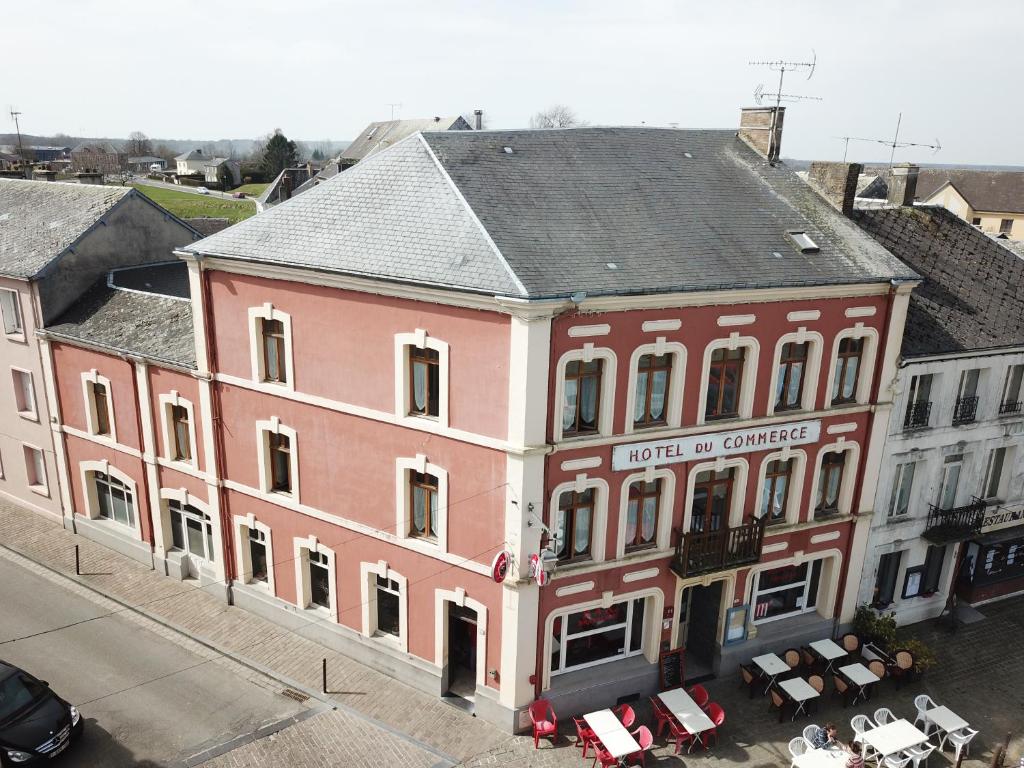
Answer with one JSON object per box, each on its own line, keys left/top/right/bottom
{"left": 491, "top": 551, "right": 510, "bottom": 583}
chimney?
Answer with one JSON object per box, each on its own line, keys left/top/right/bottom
{"left": 807, "top": 161, "right": 863, "bottom": 217}
{"left": 281, "top": 172, "right": 292, "bottom": 200}
{"left": 473, "top": 109, "right": 483, "bottom": 130}
{"left": 887, "top": 163, "right": 919, "bottom": 207}
{"left": 738, "top": 106, "right": 785, "bottom": 163}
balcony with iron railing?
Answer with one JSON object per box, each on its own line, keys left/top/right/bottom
{"left": 952, "top": 396, "right": 980, "bottom": 426}
{"left": 903, "top": 400, "right": 932, "bottom": 431}
{"left": 922, "top": 497, "right": 986, "bottom": 543}
{"left": 670, "top": 516, "right": 766, "bottom": 579}
{"left": 999, "top": 400, "right": 1023, "bottom": 416}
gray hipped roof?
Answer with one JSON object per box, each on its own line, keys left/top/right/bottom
{"left": 186, "top": 127, "right": 917, "bottom": 299}
{"left": 340, "top": 116, "right": 471, "bottom": 162}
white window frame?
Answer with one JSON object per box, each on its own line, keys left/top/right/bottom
{"left": 825, "top": 325, "right": 879, "bottom": 407}
{"left": 0, "top": 288, "right": 24, "bottom": 340}
{"left": 81, "top": 369, "right": 117, "bottom": 442}
{"left": 394, "top": 329, "right": 450, "bottom": 428}
{"left": 937, "top": 455, "right": 963, "bottom": 510}
{"left": 623, "top": 339, "right": 686, "bottom": 433}
{"left": 158, "top": 487, "right": 215, "bottom": 561}
{"left": 982, "top": 446, "right": 1011, "bottom": 501}
{"left": 10, "top": 367, "right": 37, "bottom": 421}
{"left": 23, "top": 444, "right": 47, "bottom": 496}
{"left": 248, "top": 303, "right": 295, "bottom": 389}
{"left": 1000, "top": 364, "right": 1024, "bottom": 410}
{"left": 615, "top": 467, "right": 675, "bottom": 558}
{"left": 682, "top": 456, "right": 750, "bottom": 531}
{"left": 78, "top": 459, "right": 138, "bottom": 531}
{"left": 888, "top": 460, "right": 917, "bottom": 518}
{"left": 807, "top": 440, "right": 860, "bottom": 520}
{"left": 360, "top": 560, "right": 409, "bottom": 653}
{"left": 159, "top": 391, "right": 198, "bottom": 469}
{"left": 696, "top": 334, "right": 760, "bottom": 425}
{"left": 293, "top": 535, "right": 337, "bottom": 621}
{"left": 233, "top": 513, "right": 275, "bottom": 595}
{"left": 394, "top": 454, "right": 449, "bottom": 553}
{"left": 766, "top": 329, "right": 823, "bottom": 416}
{"left": 549, "top": 475, "right": 610, "bottom": 566}
{"left": 752, "top": 448, "right": 807, "bottom": 527}
{"left": 751, "top": 556, "right": 827, "bottom": 625}
{"left": 434, "top": 589, "right": 489, "bottom": 689}
{"left": 552, "top": 344, "right": 617, "bottom": 442}
{"left": 256, "top": 417, "right": 299, "bottom": 501}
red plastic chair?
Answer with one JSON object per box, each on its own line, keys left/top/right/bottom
{"left": 571, "top": 716, "right": 596, "bottom": 758}
{"left": 591, "top": 744, "right": 620, "bottom": 768}
{"left": 626, "top": 726, "right": 654, "bottom": 766}
{"left": 614, "top": 703, "right": 636, "bottom": 729}
{"left": 528, "top": 699, "right": 557, "bottom": 749}
{"left": 650, "top": 696, "right": 673, "bottom": 738}
{"left": 705, "top": 702, "right": 725, "bottom": 747}
{"left": 668, "top": 717, "right": 695, "bottom": 754}
{"left": 688, "top": 684, "right": 710, "bottom": 710}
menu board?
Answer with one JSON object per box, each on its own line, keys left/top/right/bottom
{"left": 658, "top": 647, "right": 685, "bottom": 690}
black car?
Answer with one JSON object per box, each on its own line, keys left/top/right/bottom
{"left": 0, "top": 661, "right": 82, "bottom": 765}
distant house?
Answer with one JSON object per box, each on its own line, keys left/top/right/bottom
{"left": 175, "top": 148, "right": 208, "bottom": 176}
{"left": 338, "top": 115, "right": 472, "bottom": 169}
{"left": 203, "top": 157, "right": 241, "bottom": 188}
{"left": 127, "top": 156, "right": 167, "bottom": 172}
{"left": 71, "top": 142, "right": 124, "bottom": 173}
{"left": 29, "top": 146, "right": 70, "bottom": 162}
{"left": 0, "top": 151, "right": 19, "bottom": 170}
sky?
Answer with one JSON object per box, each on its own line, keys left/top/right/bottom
{"left": 4, "top": 0, "right": 1023, "bottom": 164}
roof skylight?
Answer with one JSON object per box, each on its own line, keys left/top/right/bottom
{"left": 786, "top": 231, "right": 820, "bottom": 254}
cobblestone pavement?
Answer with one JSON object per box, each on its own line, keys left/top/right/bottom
{"left": 1, "top": 499, "right": 1019, "bottom": 767}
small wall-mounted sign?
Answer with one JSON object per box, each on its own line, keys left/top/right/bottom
{"left": 491, "top": 550, "right": 510, "bottom": 584}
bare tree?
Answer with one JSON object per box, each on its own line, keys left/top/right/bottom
{"left": 529, "top": 105, "right": 584, "bottom": 129}
{"left": 124, "top": 131, "right": 153, "bottom": 156}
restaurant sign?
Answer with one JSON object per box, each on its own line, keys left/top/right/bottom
{"left": 611, "top": 419, "right": 822, "bottom": 472}
{"left": 981, "top": 504, "right": 1024, "bottom": 534}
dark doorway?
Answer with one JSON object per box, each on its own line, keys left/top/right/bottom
{"left": 681, "top": 580, "right": 723, "bottom": 681}
{"left": 445, "top": 604, "right": 478, "bottom": 704}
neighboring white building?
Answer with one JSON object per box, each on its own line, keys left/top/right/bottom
{"left": 851, "top": 196, "right": 1024, "bottom": 623}
{"left": 175, "top": 148, "right": 208, "bottom": 176}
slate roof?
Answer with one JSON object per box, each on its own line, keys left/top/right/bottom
{"left": 915, "top": 169, "right": 1024, "bottom": 214}
{"left": 0, "top": 179, "right": 132, "bottom": 279}
{"left": 46, "top": 262, "right": 196, "bottom": 368}
{"left": 340, "top": 116, "right": 471, "bottom": 162}
{"left": 852, "top": 205, "right": 1024, "bottom": 357}
{"left": 175, "top": 149, "right": 206, "bottom": 161}
{"left": 71, "top": 142, "right": 122, "bottom": 155}
{"left": 186, "top": 127, "right": 917, "bottom": 299}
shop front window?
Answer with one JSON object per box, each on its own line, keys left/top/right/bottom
{"left": 550, "top": 598, "right": 646, "bottom": 675}
{"left": 753, "top": 560, "right": 823, "bottom": 623}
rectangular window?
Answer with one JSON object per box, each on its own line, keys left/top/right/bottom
{"left": 550, "top": 598, "right": 646, "bottom": 675}
{"left": 705, "top": 347, "right": 744, "bottom": 419}
{"left": 308, "top": 550, "right": 330, "bottom": 609}
{"left": 171, "top": 405, "right": 191, "bottom": 461}
{"left": 562, "top": 359, "right": 603, "bottom": 436}
{"left": 92, "top": 382, "right": 110, "bottom": 435}
{"left": 938, "top": 455, "right": 962, "bottom": 510}
{"left": 633, "top": 353, "right": 672, "bottom": 427}
{"left": 24, "top": 446, "right": 45, "bottom": 490}
{"left": 408, "top": 347, "right": 440, "bottom": 417}
{"left": 922, "top": 544, "right": 946, "bottom": 594}
{"left": 888, "top": 462, "right": 916, "bottom": 518}
{"left": 691, "top": 468, "right": 733, "bottom": 532}
{"left": 1000, "top": 365, "right": 1024, "bottom": 415}
{"left": 815, "top": 452, "right": 846, "bottom": 515}
{"left": 760, "top": 459, "right": 792, "bottom": 525}
{"left": 831, "top": 337, "right": 863, "bottom": 404}
{"left": 775, "top": 342, "right": 808, "bottom": 411}
{"left": 94, "top": 471, "right": 135, "bottom": 527}
{"left": 625, "top": 479, "right": 660, "bottom": 551}
{"left": 268, "top": 432, "right": 291, "bottom": 493}
{"left": 261, "top": 318, "right": 286, "bottom": 383}
{"left": 409, "top": 471, "right": 439, "bottom": 540}
{"left": 168, "top": 501, "right": 214, "bottom": 562}
{"left": 999, "top": 218, "right": 1013, "bottom": 234}
{"left": 753, "top": 559, "right": 823, "bottom": 623}
{"left": 555, "top": 488, "right": 594, "bottom": 562}
{"left": 983, "top": 447, "right": 1007, "bottom": 500}
{"left": 903, "top": 374, "right": 932, "bottom": 429}
{"left": 953, "top": 369, "right": 980, "bottom": 425}
{"left": 248, "top": 528, "right": 268, "bottom": 583}
{"left": 0, "top": 289, "right": 22, "bottom": 335}
{"left": 873, "top": 551, "right": 903, "bottom": 608}
{"left": 12, "top": 370, "right": 35, "bottom": 418}
{"left": 971, "top": 217, "right": 982, "bottom": 226}
{"left": 375, "top": 575, "right": 401, "bottom": 637}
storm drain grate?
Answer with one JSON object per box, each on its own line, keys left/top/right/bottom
{"left": 280, "top": 688, "right": 311, "bottom": 703}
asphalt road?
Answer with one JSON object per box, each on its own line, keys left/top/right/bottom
{"left": 0, "top": 557, "right": 313, "bottom": 767}
{"left": 132, "top": 176, "right": 243, "bottom": 201}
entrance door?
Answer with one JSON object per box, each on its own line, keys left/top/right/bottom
{"left": 681, "top": 581, "right": 723, "bottom": 679}
{"left": 445, "top": 604, "right": 478, "bottom": 701}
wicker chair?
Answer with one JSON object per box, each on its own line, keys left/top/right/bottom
{"left": 769, "top": 687, "right": 788, "bottom": 723}
{"left": 868, "top": 659, "right": 887, "bottom": 681}
{"left": 784, "top": 648, "right": 802, "bottom": 670}
{"left": 888, "top": 649, "right": 915, "bottom": 688}
{"left": 840, "top": 632, "right": 861, "bottom": 661}
{"left": 832, "top": 675, "right": 851, "bottom": 708}
{"left": 739, "top": 662, "right": 758, "bottom": 699}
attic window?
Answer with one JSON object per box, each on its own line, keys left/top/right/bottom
{"left": 503, "top": 146, "right": 514, "bottom": 154}
{"left": 786, "top": 231, "right": 819, "bottom": 254}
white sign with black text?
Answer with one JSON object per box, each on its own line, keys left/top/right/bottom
{"left": 611, "top": 419, "right": 822, "bottom": 471}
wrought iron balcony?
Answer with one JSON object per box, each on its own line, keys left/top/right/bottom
{"left": 922, "top": 498, "right": 986, "bottom": 543}
{"left": 999, "top": 400, "right": 1023, "bottom": 416}
{"left": 670, "top": 516, "right": 766, "bottom": 579}
{"left": 903, "top": 400, "right": 932, "bottom": 430}
{"left": 952, "top": 396, "right": 980, "bottom": 425}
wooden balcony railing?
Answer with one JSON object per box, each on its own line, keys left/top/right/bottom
{"left": 922, "top": 498, "right": 986, "bottom": 543}
{"left": 670, "top": 516, "right": 766, "bottom": 579}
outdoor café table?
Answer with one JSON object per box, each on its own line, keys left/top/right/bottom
{"left": 753, "top": 652, "right": 791, "bottom": 694}
{"left": 778, "top": 677, "right": 820, "bottom": 719}
{"left": 583, "top": 709, "right": 641, "bottom": 760}
{"left": 794, "top": 746, "right": 850, "bottom": 768}
{"left": 923, "top": 705, "right": 969, "bottom": 736}
{"left": 657, "top": 688, "right": 715, "bottom": 751}
{"left": 838, "top": 662, "right": 880, "bottom": 703}
{"left": 859, "top": 719, "right": 929, "bottom": 761}
{"left": 810, "top": 639, "right": 848, "bottom": 673}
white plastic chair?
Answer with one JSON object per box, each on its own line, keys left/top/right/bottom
{"left": 789, "top": 737, "right": 809, "bottom": 759}
{"left": 913, "top": 694, "right": 938, "bottom": 734}
{"left": 882, "top": 755, "right": 912, "bottom": 768}
{"left": 904, "top": 743, "right": 936, "bottom": 768}
{"left": 874, "top": 707, "right": 897, "bottom": 726}
{"left": 851, "top": 714, "right": 875, "bottom": 743}
{"left": 944, "top": 728, "right": 978, "bottom": 762}
{"left": 803, "top": 724, "right": 821, "bottom": 744}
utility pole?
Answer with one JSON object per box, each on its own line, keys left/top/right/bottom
{"left": 10, "top": 107, "right": 26, "bottom": 164}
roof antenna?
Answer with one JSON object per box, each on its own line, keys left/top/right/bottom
{"left": 749, "top": 50, "right": 821, "bottom": 109}
{"left": 386, "top": 102, "right": 402, "bottom": 121}
{"left": 9, "top": 106, "right": 26, "bottom": 165}
{"left": 835, "top": 113, "right": 941, "bottom": 166}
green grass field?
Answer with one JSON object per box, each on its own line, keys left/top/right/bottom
{"left": 132, "top": 184, "right": 256, "bottom": 224}
{"left": 230, "top": 182, "right": 269, "bottom": 197}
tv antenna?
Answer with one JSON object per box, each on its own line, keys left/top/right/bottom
{"left": 9, "top": 107, "right": 25, "bottom": 163}
{"left": 835, "top": 113, "right": 941, "bottom": 166}
{"left": 386, "top": 102, "right": 402, "bottom": 120}
{"left": 749, "top": 51, "right": 820, "bottom": 108}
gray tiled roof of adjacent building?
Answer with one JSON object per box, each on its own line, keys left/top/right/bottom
{"left": 46, "top": 262, "right": 196, "bottom": 368}
{"left": 852, "top": 205, "right": 1024, "bottom": 357}
{"left": 0, "top": 178, "right": 132, "bottom": 279}
{"left": 187, "top": 127, "right": 916, "bottom": 299}
{"left": 915, "top": 169, "right": 1024, "bottom": 213}
{"left": 175, "top": 149, "right": 206, "bottom": 161}
{"left": 340, "top": 116, "right": 471, "bottom": 162}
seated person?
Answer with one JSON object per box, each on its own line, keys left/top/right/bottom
{"left": 844, "top": 740, "right": 865, "bottom": 768}
{"left": 809, "top": 723, "right": 838, "bottom": 749}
